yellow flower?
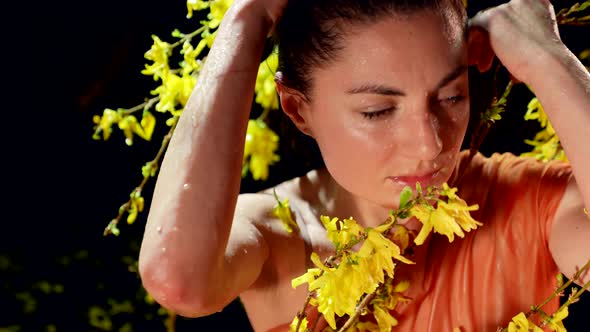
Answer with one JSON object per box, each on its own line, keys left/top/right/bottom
{"left": 524, "top": 98, "right": 549, "bottom": 128}
{"left": 546, "top": 307, "right": 569, "bottom": 332}
{"left": 208, "top": 0, "right": 233, "bottom": 29}
{"left": 507, "top": 312, "right": 543, "bottom": 332}
{"left": 391, "top": 225, "right": 411, "bottom": 253}
{"left": 152, "top": 72, "right": 196, "bottom": 114}
{"left": 293, "top": 252, "right": 383, "bottom": 330}
{"left": 410, "top": 204, "right": 433, "bottom": 245}
{"left": 118, "top": 115, "right": 140, "bottom": 146}
{"left": 412, "top": 185, "right": 481, "bottom": 245}
{"left": 289, "top": 316, "right": 308, "bottom": 332}
{"left": 202, "top": 29, "right": 218, "bottom": 48}
{"left": 127, "top": 192, "right": 145, "bottom": 224}
{"left": 93, "top": 108, "right": 121, "bottom": 141}
{"left": 352, "top": 321, "right": 380, "bottom": 332}
{"left": 359, "top": 228, "right": 414, "bottom": 271}
{"left": 180, "top": 40, "right": 205, "bottom": 75}
{"left": 438, "top": 199, "right": 481, "bottom": 233}
{"left": 291, "top": 266, "right": 322, "bottom": 290}
{"left": 432, "top": 206, "right": 465, "bottom": 242}
{"left": 320, "top": 216, "right": 364, "bottom": 250}
{"left": 243, "top": 119, "right": 280, "bottom": 180}
{"left": 137, "top": 112, "right": 156, "bottom": 141}
{"left": 369, "top": 278, "right": 411, "bottom": 326}
{"left": 186, "top": 0, "right": 209, "bottom": 19}
{"left": 255, "top": 51, "right": 280, "bottom": 110}
{"left": 522, "top": 93, "right": 569, "bottom": 162}
{"left": 141, "top": 35, "right": 171, "bottom": 81}
{"left": 440, "top": 183, "right": 458, "bottom": 199}
{"left": 273, "top": 196, "right": 298, "bottom": 233}
{"left": 522, "top": 130, "right": 568, "bottom": 163}
{"left": 373, "top": 305, "right": 398, "bottom": 332}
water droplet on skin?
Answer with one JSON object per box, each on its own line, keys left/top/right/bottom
{"left": 183, "top": 183, "right": 191, "bottom": 190}
{"left": 243, "top": 249, "right": 248, "bottom": 254}
{"left": 161, "top": 247, "right": 167, "bottom": 253}
{"left": 157, "top": 226, "right": 162, "bottom": 234}
{"left": 191, "top": 114, "right": 198, "bottom": 128}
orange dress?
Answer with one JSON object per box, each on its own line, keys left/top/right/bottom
{"left": 295, "top": 151, "right": 573, "bottom": 332}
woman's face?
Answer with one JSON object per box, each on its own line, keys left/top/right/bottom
{"left": 304, "top": 10, "right": 469, "bottom": 209}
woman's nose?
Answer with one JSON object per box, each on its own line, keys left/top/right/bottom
{"left": 398, "top": 108, "right": 443, "bottom": 160}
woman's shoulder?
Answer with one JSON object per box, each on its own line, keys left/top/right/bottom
{"left": 236, "top": 168, "right": 332, "bottom": 248}
{"left": 455, "top": 150, "right": 571, "bottom": 186}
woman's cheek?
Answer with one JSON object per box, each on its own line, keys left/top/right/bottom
{"left": 443, "top": 106, "right": 470, "bottom": 144}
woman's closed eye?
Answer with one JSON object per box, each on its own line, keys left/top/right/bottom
{"left": 361, "top": 107, "right": 396, "bottom": 120}
{"left": 439, "top": 95, "right": 466, "bottom": 106}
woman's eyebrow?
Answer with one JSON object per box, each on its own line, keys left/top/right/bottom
{"left": 346, "top": 84, "right": 405, "bottom": 96}
{"left": 435, "top": 64, "right": 468, "bottom": 90}
{"left": 345, "top": 64, "right": 468, "bottom": 96}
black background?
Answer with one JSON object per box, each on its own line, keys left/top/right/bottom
{"left": 2, "top": 0, "right": 588, "bottom": 331}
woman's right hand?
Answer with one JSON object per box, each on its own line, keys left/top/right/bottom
{"left": 226, "top": 0, "right": 289, "bottom": 36}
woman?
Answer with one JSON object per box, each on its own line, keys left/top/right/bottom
{"left": 138, "top": 0, "right": 590, "bottom": 330}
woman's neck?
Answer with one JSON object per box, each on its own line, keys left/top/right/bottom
{"left": 310, "top": 168, "right": 398, "bottom": 229}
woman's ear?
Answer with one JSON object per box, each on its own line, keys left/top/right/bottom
{"left": 275, "top": 72, "right": 314, "bottom": 137}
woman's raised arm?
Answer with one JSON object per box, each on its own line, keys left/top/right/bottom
{"left": 469, "top": 0, "right": 590, "bottom": 287}
{"left": 138, "top": 0, "right": 287, "bottom": 317}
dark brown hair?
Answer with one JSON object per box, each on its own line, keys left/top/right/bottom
{"left": 273, "top": 0, "right": 467, "bottom": 98}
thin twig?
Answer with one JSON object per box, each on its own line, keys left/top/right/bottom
{"left": 294, "top": 292, "right": 315, "bottom": 332}
{"left": 532, "top": 260, "right": 590, "bottom": 311}
{"left": 170, "top": 26, "right": 207, "bottom": 48}
{"left": 337, "top": 290, "right": 379, "bottom": 332}
{"left": 122, "top": 96, "right": 160, "bottom": 115}
{"left": 104, "top": 116, "right": 179, "bottom": 236}
{"left": 165, "top": 311, "right": 177, "bottom": 332}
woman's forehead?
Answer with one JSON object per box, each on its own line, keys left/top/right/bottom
{"left": 313, "top": 11, "right": 467, "bottom": 92}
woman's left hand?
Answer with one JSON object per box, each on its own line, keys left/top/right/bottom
{"left": 468, "top": 0, "right": 569, "bottom": 85}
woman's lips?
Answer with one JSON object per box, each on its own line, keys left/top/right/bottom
{"left": 388, "top": 169, "right": 441, "bottom": 187}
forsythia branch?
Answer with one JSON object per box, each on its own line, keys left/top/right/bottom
{"left": 104, "top": 117, "right": 179, "bottom": 236}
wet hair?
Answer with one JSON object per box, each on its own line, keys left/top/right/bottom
{"left": 273, "top": 0, "right": 467, "bottom": 98}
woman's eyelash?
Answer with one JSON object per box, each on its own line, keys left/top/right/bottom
{"left": 361, "top": 108, "right": 395, "bottom": 120}
{"left": 441, "top": 95, "right": 465, "bottom": 105}
{"left": 361, "top": 96, "right": 463, "bottom": 120}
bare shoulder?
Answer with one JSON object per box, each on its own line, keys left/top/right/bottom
{"left": 235, "top": 169, "right": 332, "bottom": 287}
{"left": 235, "top": 169, "right": 334, "bottom": 331}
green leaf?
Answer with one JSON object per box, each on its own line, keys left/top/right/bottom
{"left": 241, "top": 162, "right": 249, "bottom": 178}
{"left": 171, "top": 29, "right": 183, "bottom": 38}
{"left": 398, "top": 186, "right": 412, "bottom": 209}
{"left": 577, "top": 1, "right": 590, "bottom": 12}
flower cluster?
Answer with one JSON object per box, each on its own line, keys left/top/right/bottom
{"left": 94, "top": 0, "right": 281, "bottom": 181}
{"left": 410, "top": 183, "right": 481, "bottom": 245}
{"left": 521, "top": 94, "right": 568, "bottom": 162}
{"left": 284, "top": 183, "right": 482, "bottom": 331}
{"left": 255, "top": 51, "right": 280, "bottom": 111}
{"left": 244, "top": 120, "right": 280, "bottom": 181}
{"left": 93, "top": 109, "right": 156, "bottom": 146}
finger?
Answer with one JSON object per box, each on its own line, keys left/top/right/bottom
{"left": 468, "top": 5, "right": 496, "bottom": 30}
